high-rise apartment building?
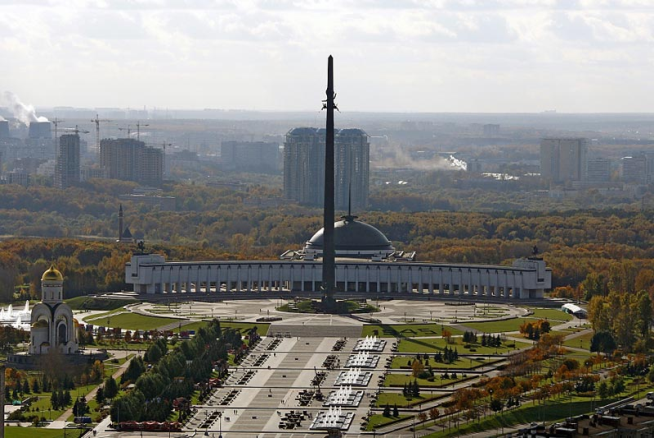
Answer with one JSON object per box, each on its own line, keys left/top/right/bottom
{"left": 540, "top": 138, "right": 588, "bottom": 183}
{"left": 585, "top": 158, "right": 611, "bottom": 182}
{"left": 283, "top": 127, "right": 369, "bottom": 210}
{"left": 221, "top": 141, "right": 280, "bottom": 173}
{"left": 621, "top": 154, "right": 648, "bottom": 183}
{"left": 54, "top": 134, "right": 80, "bottom": 189}
{"left": 100, "top": 138, "right": 163, "bottom": 187}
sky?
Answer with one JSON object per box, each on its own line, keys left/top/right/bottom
{"left": 1, "top": 0, "right": 654, "bottom": 113}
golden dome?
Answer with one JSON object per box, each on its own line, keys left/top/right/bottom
{"left": 41, "top": 266, "right": 63, "bottom": 282}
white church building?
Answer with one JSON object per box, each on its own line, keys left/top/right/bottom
{"left": 29, "top": 266, "right": 79, "bottom": 355}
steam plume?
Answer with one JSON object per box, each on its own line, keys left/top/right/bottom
{"left": 0, "top": 91, "right": 48, "bottom": 125}
{"left": 0, "top": 116, "right": 5, "bottom": 121}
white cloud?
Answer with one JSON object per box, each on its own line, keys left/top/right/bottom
{"left": 0, "top": 0, "right": 653, "bottom": 111}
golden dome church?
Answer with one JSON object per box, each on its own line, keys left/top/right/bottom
{"left": 28, "top": 266, "right": 78, "bottom": 355}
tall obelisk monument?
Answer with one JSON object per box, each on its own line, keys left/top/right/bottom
{"left": 322, "top": 55, "right": 336, "bottom": 310}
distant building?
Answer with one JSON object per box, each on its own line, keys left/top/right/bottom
{"left": 81, "top": 166, "right": 104, "bottom": 181}
{"left": 25, "top": 121, "right": 54, "bottom": 160}
{"left": 11, "top": 157, "right": 45, "bottom": 175}
{"left": 100, "top": 138, "right": 163, "bottom": 187}
{"left": 55, "top": 134, "right": 80, "bottom": 189}
{"left": 283, "top": 128, "right": 369, "bottom": 211}
{"left": 621, "top": 154, "right": 648, "bottom": 183}
{"left": 28, "top": 121, "right": 51, "bottom": 139}
{"left": 221, "top": 141, "right": 280, "bottom": 173}
{"left": 7, "top": 170, "right": 29, "bottom": 186}
{"left": 585, "top": 158, "right": 611, "bottom": 182}
{"left": 540, "top": 138, "right": 588, "bottom": 184}
{"left": 483, "top": 124, "right": 500, "bottom": 136}
{"left": 0, "top": 120, "right": 9, "bottom": 138}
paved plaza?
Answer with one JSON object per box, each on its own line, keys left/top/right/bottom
{"left": 87, "top": 299, "right": 548, "bottom": 437}
{"left": 133, "top": 298, "right": 528, "bottom": 329}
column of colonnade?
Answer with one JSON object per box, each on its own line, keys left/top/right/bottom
{"left": 141, "top": 262, "right": 531, "bottom": 299}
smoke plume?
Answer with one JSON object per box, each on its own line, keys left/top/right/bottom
{"left": 0, "top": 91, "right": 48, "bottom": 125}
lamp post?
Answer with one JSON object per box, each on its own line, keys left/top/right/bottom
{"left": 217, "top": 411, "right": 223, "bottom": 438}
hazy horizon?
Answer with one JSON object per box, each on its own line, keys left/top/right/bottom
{"left": 1, "top": 1, "right": 654, "bottom": 113}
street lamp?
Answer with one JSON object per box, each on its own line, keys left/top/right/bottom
{"left": 217, "top": 411, "right": 223, "bottom": 438}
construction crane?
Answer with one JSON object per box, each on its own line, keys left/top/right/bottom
{"left": 91, "top": 114, "right": 111, "bottom": 153}
{"left": 136, "top": 121, "right": 149, "bottom": 141}
{"left": 51, "top": 118, "right": 64, "bottom": 156}
{"left": 118, "top": 125, "right": 132, "bottom": 138}
{"left": 51, "top": 117, "right": 64, "bottom": 140}
{"left": 61, "top": 126, "right": 90, "bottom": 135}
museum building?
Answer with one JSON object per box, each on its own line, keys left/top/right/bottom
{"left": 125, "top": 215, "right": 551, "bottom": 300}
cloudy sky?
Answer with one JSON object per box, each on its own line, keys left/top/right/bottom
{"left": 1, "top": 0, "right": 653, "bottom": 113}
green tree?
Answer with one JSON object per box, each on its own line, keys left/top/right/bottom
{"left": 590, "top": 331, "right": 617, "bottom": 354}
{"left": 95, "top": 386, "right": 105, "bottom": 406}
{"left": 635, "top": 290, "right": 652, "bottom": 340}
{"left": 597, "top": 380, "right": 608, "bottom": 400}
{"left": 104, "top": 376, "right": 118, "bottom": 400}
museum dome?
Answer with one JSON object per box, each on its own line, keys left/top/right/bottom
{"left": 41, "top": 266, "right": 63, "bottom": 282}
{"left": 305, "top": 215, "right": 394, "bottom": 252}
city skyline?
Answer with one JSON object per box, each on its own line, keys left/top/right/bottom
{"left": 1, "top": 1, "right": 654, "bottom": 113}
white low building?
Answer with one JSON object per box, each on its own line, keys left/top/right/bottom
{"left": 125, "top": 217, "right": 551, "bottom": 300}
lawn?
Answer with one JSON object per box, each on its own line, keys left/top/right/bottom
{"left": 392, "top": 356, "right": 502, "bottom": 370}
{"left": 84, "top": 307, "right": 129, "bottom": 321}
{"left": 362, "top": 323, "right": 463, "bottom": 338}
{"left": 66, "top": 296, "right": 136, "bottom": 311}
{"left": 278, "top": 299, "right": 378, "bottom": 314}
{"left": 89, "top": 312, "right": 179, "bottom": 330}
{"left": 376, "top": 391, "right": 447, "bottom": 407}
{"left": 384, "top": 373, "right": 473, "bottom": 388}
{"left": 462, "top": 317, "right": 565, "bottom": 334}
{"left": 26, "top": 383, "right": 98, "bottom": 421}
{"left": 366, "top": 414, "right": 412, "bottom": 431}
{"left": 171, "top": 320, "right": 270, "bottom": 335}
{"left": 562, "top": 331, "right": 594, "bottom": 350}
{"left": 398, "top": 337, "right": 528, "bottom": 355}
{"left": 93, "top": 340, "right": 154, "bottom": 351}
{"left": 527, "top": 308, "right": 574, "bottom": 322}
{"left": 3, "top": 429, "right": 76, "bottom": 438}
{"left": 421, "top": 395, "right": 622, "bottom": 438}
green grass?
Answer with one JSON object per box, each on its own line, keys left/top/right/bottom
{"left": 278, "top": 299, "right": 378, "bottom": 314}
{"left": 398, "top": 337, "right": 528, "bottom": 354}
{"left": 376, "top": 391, "right": 447, "bottom": 407}
{"left": 89, "top": 313, "right": 179, "bottom": 330}
{"left": 366, "top": 414, "right": 412, "bottom": 431}
{"left": 462, "top": 317, "right": 565, "bottom": 334}
{"left": 384, "top": 373, "right": 472, "bottom": 388}
{"left": 172, "top": 320, "right": 270, "bottom": 335}
{"left": 362, "top": 324, "right": 463, "bottom": 338}
{"left": 528, "top": 308, "right": 574, "bottom": 322}
{"left": 3, "top": 429, "right": 75, "bottom": 438}
{"left": 84, "top": 307, "right": 128, "bottom": 321}
{"left": 422, "top": 395, "right": 619, "bottom": 438}
{"left": 392, "top": 356, "right": 501, "bottom": 370}
{"left": 23, "top": 394, "right": 67, "bottom": 421}
{"left": 66, "top": 296, "right": 136, "bottom": 311}
{"left": 95, "top": 340, "right": 152, "bottom": 351}
{"left": 562, "top": 332, "right": 594, "bottom": 350}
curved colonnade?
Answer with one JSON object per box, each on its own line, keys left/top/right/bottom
{"left": 126, "top": 254, "right": 551, "bottom": 300}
